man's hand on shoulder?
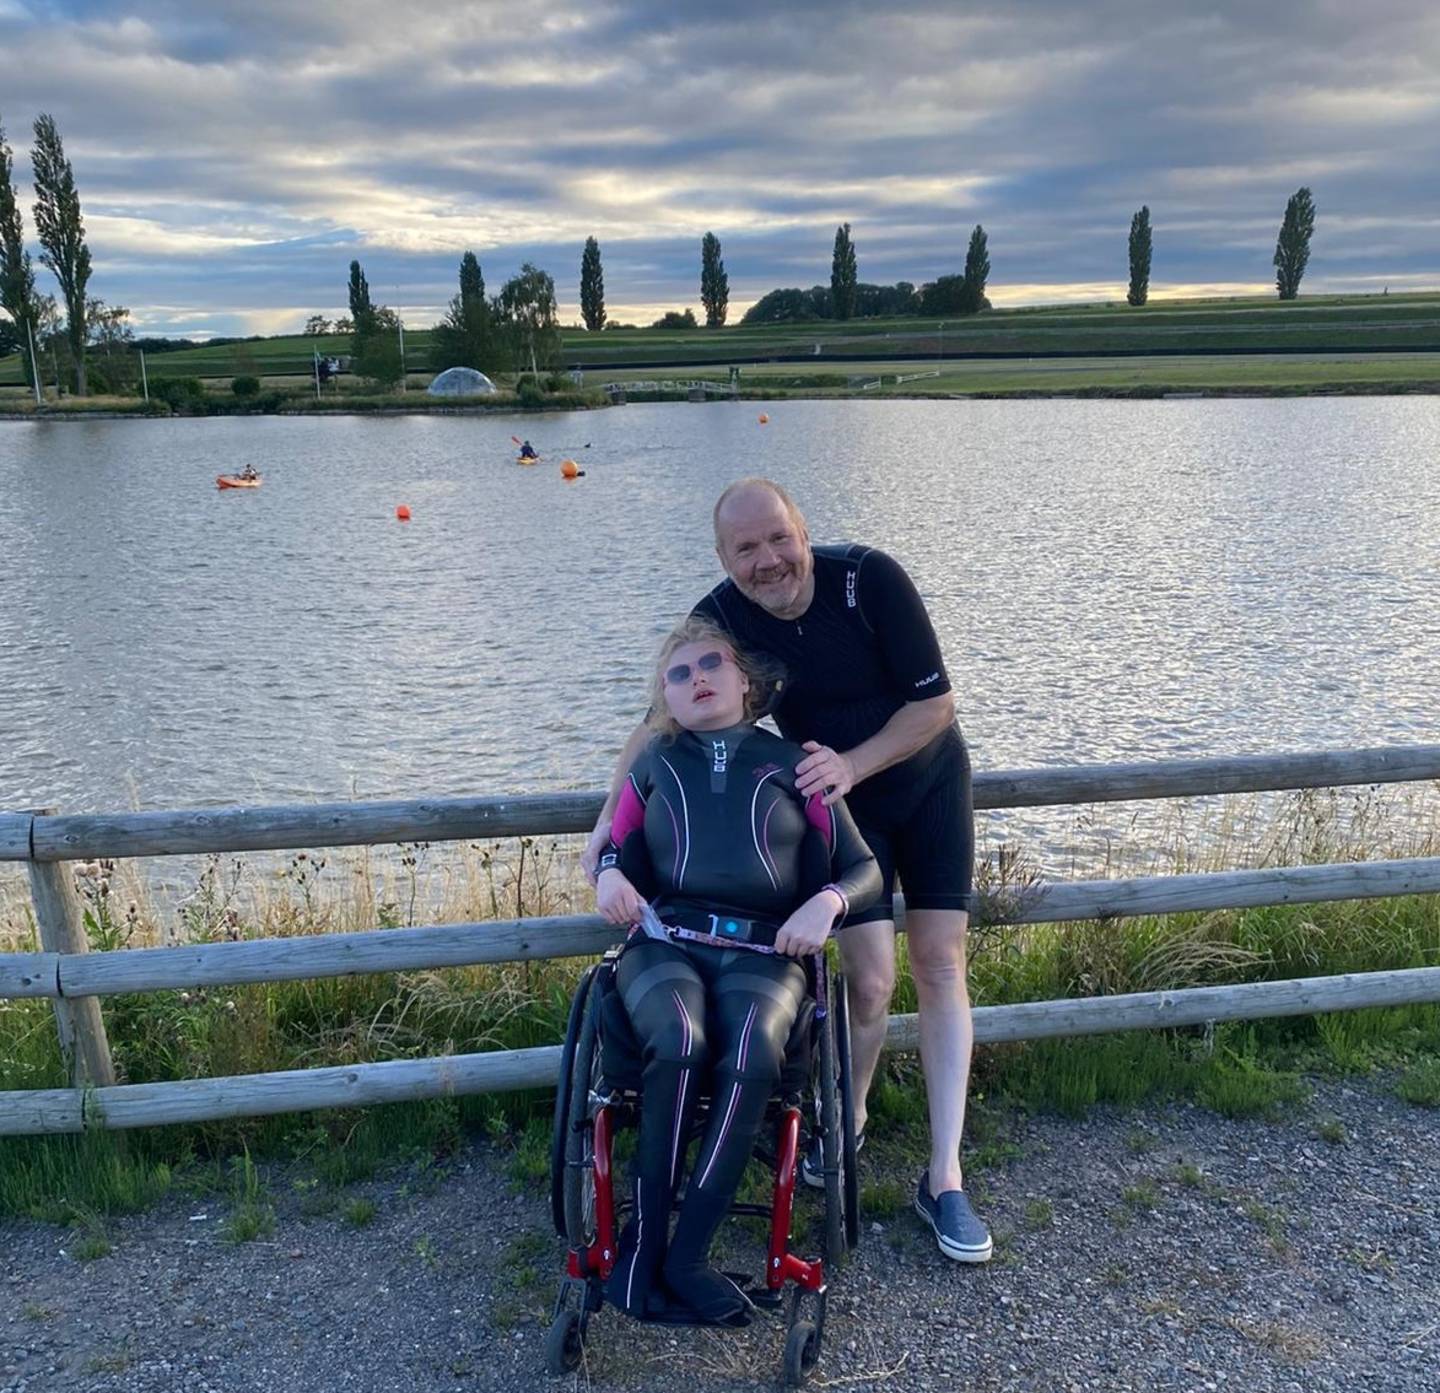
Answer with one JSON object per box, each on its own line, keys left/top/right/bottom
{"left": 795, "top": 741, "right": 857, "bottom": 806}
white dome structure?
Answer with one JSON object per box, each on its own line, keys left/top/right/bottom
{"left": 427, "top": 367, "right": 497, "bottom": 397}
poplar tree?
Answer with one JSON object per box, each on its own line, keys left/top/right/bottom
{"left": 0, "top": 117, "right": 40, "bottom": 392}
{"left": 31, "top": 114, "right": 92, "bottom": 394}
{"left": 700, "top": 232, "right": 728, "bottom": 327}
{"left": 830, "top": 223, "right": 858, "bottom": 320}
{"left": 433, "top": 250, "right": 503, "bottom": 372}
{"left": 579, "top": 236, "right": 606, "bottom": 331}
{"left": 1273, "top": 187, "right": 1316, "bottom": 301}
{"left": 1127, "top": 206, "right": 1152, "bottom": 307}
{"left": 960, "top": 224, "right": 990, "bottom": 314}
{"left": 347, "top": 259, "right": 375, "bottom": 335}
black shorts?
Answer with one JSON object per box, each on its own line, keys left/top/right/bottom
{"left": 843, "top": 729, "right": 974, "bottom": 927}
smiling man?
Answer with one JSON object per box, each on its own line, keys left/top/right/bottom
{"left": 584, "top": 477, "right": 990, "bottom": 1264}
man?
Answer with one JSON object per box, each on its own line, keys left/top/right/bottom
{"left": 583, "top": 478, "right": 990, "bottom": 1263}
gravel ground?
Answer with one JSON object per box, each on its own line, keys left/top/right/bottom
{"left": 3, "top": 1071, "right": 1436, "bottom": 1393}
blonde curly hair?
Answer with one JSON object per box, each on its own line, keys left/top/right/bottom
{"left": 645, "top": 616, "right": 774, "bottom": 738}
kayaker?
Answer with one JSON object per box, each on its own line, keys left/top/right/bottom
{"left": 519, "top": 440, "right": 538, "bottom": 460}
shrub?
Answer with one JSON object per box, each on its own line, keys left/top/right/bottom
{"left": 151, "top": 377, "right": 208, "bottom": 412}
{"left": 515, "top": 376, "right": 546, "bottom": 408}
{"left": 651, "top": 309, "right": 698, "bottom": 329}
{"left": 231, "top": 375, "right": 261, "bottom": 398}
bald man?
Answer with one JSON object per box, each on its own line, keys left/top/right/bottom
{"left": 583, "top": 478, "right": 991, "bottom": 1264}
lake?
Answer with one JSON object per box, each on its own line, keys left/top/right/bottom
{"left": 2, "top": 398, "right": 1437, "bottom": 866}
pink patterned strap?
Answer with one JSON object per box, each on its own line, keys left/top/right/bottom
{"left": 610, "top": 775, "right": 647, "bottom": 846}
{"left": 803, "top": 792, "right": 835, "bottom": 849}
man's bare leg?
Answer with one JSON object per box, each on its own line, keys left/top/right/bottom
{"left": 905, "top": 907, "right": 973, "bottom": 1194}
{"left": 834, "top": 920, "right": 897, "bottom": 1138}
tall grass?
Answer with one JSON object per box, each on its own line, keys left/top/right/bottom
{"left": 2, "top": 787, "right": 1438, "bottom": 1220}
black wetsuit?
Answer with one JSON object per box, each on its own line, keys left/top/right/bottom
{"left": 599, "top": 723, "right": 880, "bottom": 1321}
{"left": 693, "top": 543, "right": 973, "bottom": 923}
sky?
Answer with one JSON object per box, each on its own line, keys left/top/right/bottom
{"left": 0, "top": 0, "right": 1438, "bottom": 338}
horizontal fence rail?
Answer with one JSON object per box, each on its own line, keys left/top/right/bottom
{"left": 6, "top": 743, "right": 1437, "bottom": 862}
{"left": 3, "top": 742, "right": 1438, "bottom": 1136}
{"left": 5, "top": 966, "right": 1439, "bottom": 1137}
{"left": 7, "top": 855, "right": 1440, "bottom": 1001}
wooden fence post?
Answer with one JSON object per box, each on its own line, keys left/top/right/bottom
{"left": 26, "top": 810, "right": 116, "bottom": 1089}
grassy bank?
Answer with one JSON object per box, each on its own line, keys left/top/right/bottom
{"left": 592, "top": 351, "right": 1440, "bottom": 399}
{"left": 2, "top": 786, "right": 1437, "bottom": 1229}
{"left": 4, "top": 291, "right": 1439, "bottom": 393}
{"left": 0, "top": 380, "right": 607, "bottom": 418}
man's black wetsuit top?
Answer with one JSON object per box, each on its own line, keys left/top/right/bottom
{"left": 597, "top": 724, "right": 880, "bottom": 1321}
{"left": 692, "top": 543, "right": 973, "bottom": 920}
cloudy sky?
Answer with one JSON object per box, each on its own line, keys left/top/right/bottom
{"left": 1, "top": 0, "right": 1437, "bottom": 337}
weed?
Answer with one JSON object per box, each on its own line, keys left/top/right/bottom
{"left": 1314, "top": 1118, "right": 1348, "bottom": 1145}
{"left": 1171, "top": 1161, "right": 1205, "bottom": 1188}
{"left": 1239, "top": 1198, "right": 1289, "bottom": 1254}
{"left": 1394, "top": 1058, "right": 1440, "bottom": 1107}
{"left": 222, "top": 1150, "right": 274, "bottom": 1244}
{"left": 81, "top": 1346, "right": 132, "bottom": 1375}
{"left": 70, "top": 1214, "right": 112, "bottom": 1263}
{"left": 859, "top": 1179, "right": 910, "bottom": 1220}
{"left": 343, "top": 1198, "right": 377, "bottom": 1228}
{"left": 1195, "top": 1045, "right": 1309, "bottom": 1120}
{"left": 1123, "top": 1181, "right": 1159, "bottom": 1212}
{"left": 1023, "top": 1198, "right": 1053, "bottom": 1230}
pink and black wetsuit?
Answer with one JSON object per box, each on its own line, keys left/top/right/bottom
{"left": 598, "top": 723, "right": 879, "bottom": 1323}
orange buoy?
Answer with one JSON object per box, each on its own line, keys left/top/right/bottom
{"left": 395, "top": 505, "right": 411, "bottom": 521}
{"left": 758, "top": 413, "right": 769, "bottom": 424}
{"left": 560, "top": 458, "right": 579, "bottom": 479}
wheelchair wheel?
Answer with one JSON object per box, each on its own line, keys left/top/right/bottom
{"left": 834, "top": 973, "right": 861, "bottom": 1252}
{"left": 816, "top": 987, "right": 845, "bottom": 1265}
{"left": 783, "top": 1319, "right": 821, "bottom": 1386}
{"left": 550, "top": 965, "right": 597, "bottom": 1239}
{"left": 562, "top": 970, "right": 605, "bottom": 1248}
{"left": 544, "top": 1306, "right": 585, "bottom": 1376}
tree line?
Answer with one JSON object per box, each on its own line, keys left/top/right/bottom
{"left": 0, "top": 109, "right": 1326, "bottom": 396}
{"left": 1, "top": 112, "right": 138, "bottom": 396}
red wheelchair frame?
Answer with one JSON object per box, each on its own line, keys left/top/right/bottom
{"left": 546, "top": 949, "right": 859, "bottom": 1386}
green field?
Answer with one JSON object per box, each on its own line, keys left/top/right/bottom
{"left": 4, "top": 291, "right": 1440, "bottom": 394}
{"left": 588, "top": 351, "right": 1440, "bottom": 398}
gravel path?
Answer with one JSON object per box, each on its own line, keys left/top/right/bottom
{"left": 3, "top": 1071, "right": 1436, "bottom": 1393}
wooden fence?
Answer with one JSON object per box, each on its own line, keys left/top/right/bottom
{"left": 2, "top": 743, "right": 1438, "bottom": 1138}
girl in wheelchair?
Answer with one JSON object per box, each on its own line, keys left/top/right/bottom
{"left": 592, "top": 617, "right": 880, "bottom": 1326}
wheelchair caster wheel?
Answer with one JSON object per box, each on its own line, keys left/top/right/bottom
{"left": 783, "top": 1319, "right": 821, "bottom": 1386}
{"left": 545, "top": 1307, "right": 585, "bottom": 1376}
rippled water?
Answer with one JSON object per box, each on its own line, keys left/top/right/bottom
{"left": 2, "top": 400, "right": 1437, "bottom": 834}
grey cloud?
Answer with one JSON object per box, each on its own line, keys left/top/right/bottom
{"left": 1, "top": 0, "right": 1435, "bottom": 334}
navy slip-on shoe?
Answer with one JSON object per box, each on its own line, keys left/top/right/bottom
{"left": 800, "top": 1130, "right": 864, "bottom": 1190}
{"left": 914, "top": 1170, "right": 993, "bottom": 1263}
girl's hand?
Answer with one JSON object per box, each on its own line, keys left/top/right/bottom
{"left": 773, "top": 889, "right": 843, "bottom": 957}
{"left": 596, "top": 867, "right": 645, "bottom": 925}
{"left": 580, "top": 819, "right": 614, "bottom": 885}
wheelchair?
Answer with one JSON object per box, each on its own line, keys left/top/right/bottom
{"left": 545, "top": 939, "right": 860, "bottom": 1387}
